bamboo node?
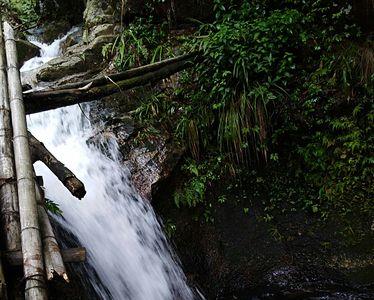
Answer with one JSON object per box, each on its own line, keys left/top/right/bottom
{"left": 10, "top": 97, "right": 23, "bottom": 102}
{"left": 6, "top": 65, "right": 18, "bottom": 70}
{"left": 20, "top": 226, "right": 40, "bottom": 233}
{"left": 4, "top": 38, "right": 16, "bottom": 43}
{"left": 21, "top": 273, "right": 47, "bottom": 288}
{"left": 13, "top": 134, "right": 29, "bottom": 139}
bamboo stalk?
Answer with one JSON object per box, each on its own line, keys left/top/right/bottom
{"left": 35, "top": 181, "right": 68, "bottom": 282}
{"left": 3, "top": 21, "right": 47, "bottom": 300}
{"left": 29, "top": 132, "right": 86, "bottom": 199}
{"left": 4, "top": 247, "right": 86, "bottom": 266}
{"left": 0, "top": 21, "right": 21, "bottom": 252}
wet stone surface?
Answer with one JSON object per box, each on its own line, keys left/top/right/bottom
{"left": 88, "top": 88, "right": 184, "bottom": 201}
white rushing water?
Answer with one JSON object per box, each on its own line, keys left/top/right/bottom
{"left": 23, "top": 31, "right": 194, "bottom": 300}
{"left": 21, "top": 27, "right": 80, "bottom": 73}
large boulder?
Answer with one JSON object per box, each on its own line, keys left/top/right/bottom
{"left": 36, "top": 55, "right": 86, "bottom": 82}
{"left": 83, "top": 0, "right": 120, "bottom": 43}
{"left": 35, "top": 30, "right": 114, "bottom": 82}
{"left": 16, "top": 39, "right": 40, "bottom": 65}
{"left": 122, "top": 129, "right": 184, "bottom": 200}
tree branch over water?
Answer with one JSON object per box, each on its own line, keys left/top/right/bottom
{"left": 24, "top": 54, "right": 198, "bottom": 114}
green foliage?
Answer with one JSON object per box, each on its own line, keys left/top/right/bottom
{"left": 174, "top": 157, "right": 224, "bottom": 208}
{"left": 134, "top": 91, "right": 179, "bottom": 126}
{"left": 178, "top": 0, "right": 358, "bottom": 163}
{"left": 45, "top": 198, "right": 63, "bottom": 216}
{"left": 171, "top": 0, "right": 373, "bottom": 230}
{"left": 7, "top": 0, "right": 39, "bottom": 27}
{"left": 107, "top": 0, "right": 372, "bottom": 234}
{"left": 283, "top": 40, "right": 374, "bottom": 222}
{"left": 164, "top": 219, "right": 176, "bottom": 238}
{"left": 103, "top": 18, "right": 173, "bottom": 71}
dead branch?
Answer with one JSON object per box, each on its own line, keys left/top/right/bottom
{"left": 29, "top": 132, "right": 86, "bottom": 199}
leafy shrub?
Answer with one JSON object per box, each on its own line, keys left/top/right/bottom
{"left": 174, "top": 0, "right": 373, "bottom": 227}
{"left": 107, "top": 0, "right": 373, "bottom": 233}
{"left": 6, "top": 0, "right": 39, "bottom": 27}
{"left": 103, "top": 18, "right": 173, "bottom": 70}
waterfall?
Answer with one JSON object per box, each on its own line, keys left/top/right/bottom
{"left": 22, "top": 31, "right": 194, "bottom": 300}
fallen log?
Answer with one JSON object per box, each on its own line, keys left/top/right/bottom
{"left": 4, "top": 247, "right": 86, "bottom": 267}
{"left": 37, "top": 53, "right": 195, "bottom": 91}
{"left": 24, "top": 55, "right": 196, "bottom": 114}
{"left": 35, "top": 182, "right": 68, "bottom": 282}
{"left": 29, "top": 132, "right": 86, "bottom": 199}
{"left": 4, "top": 21, "right": 47, "bottom": 300}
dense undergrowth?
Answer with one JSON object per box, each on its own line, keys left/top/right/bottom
{"left": 105, "top": 0, "right": 373, "bottom": 241}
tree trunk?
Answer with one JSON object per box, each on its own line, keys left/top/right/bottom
{"left": 3, "top": 21, "right": 47, "bottom": 300}
{"left": 24, "top": 55, "right": 195, "bottom": 114}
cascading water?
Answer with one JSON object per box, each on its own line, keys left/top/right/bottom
{"left": 22, "top": 32, "right": 195, "bottom": 299}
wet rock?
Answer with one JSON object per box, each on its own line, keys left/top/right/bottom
{"left": 16, "top": 39, "right": 40, "bottom": 65}
{"left": 83, "top": 0, "right": 119, "bottom": 43}
{"left": 60, "top": 27, "right": 83, "bottom": 54}
{"left": 87, "top": 86, "right": 184, "bottom": 201}
{"left": 122, "top": 131, "right": 184, "bottom": 200}
{"left": 36, "top": 33, "right": 114, "bottom": 82}
{"left": 264, "top": 267, "right": 302, "bottom": 289}
{"left": 86, "top": 113, "right": 135, "bottom": 157}
{"left": 37, "top": 55, "right": 86, "bottom": 82}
